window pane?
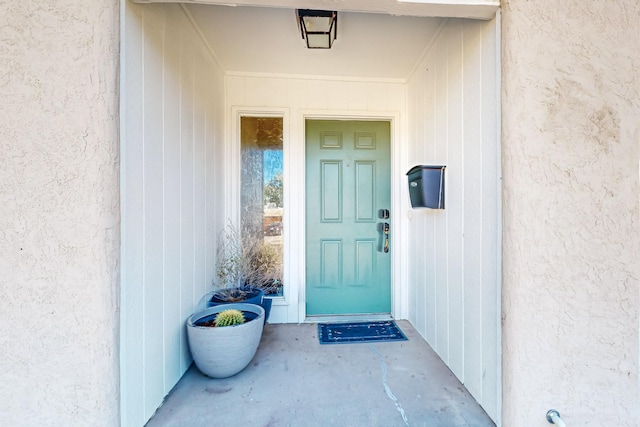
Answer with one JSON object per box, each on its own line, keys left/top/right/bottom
{"left": 240, "top": 117, "right": 284, "bottom": 296}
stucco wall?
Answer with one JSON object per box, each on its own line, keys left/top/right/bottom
{"left": 0, "top": 1, "right": 120, "bottom": 425}
{"left": 502, "top": 1, "right": 640, "bottom": 425}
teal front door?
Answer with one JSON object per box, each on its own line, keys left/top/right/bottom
{"left": 305, "top": 120, "right": 391, "bottom": 316}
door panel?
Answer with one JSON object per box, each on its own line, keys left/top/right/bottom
{"left": 321, "top": 161, "right": 342, "bottom": 221}
{"left": 320, "top": 239, "right": 342, "bottom": 287}
{"left": 306, "top": 120, "right": 391, "bottom": 315}
{"left": 355, "top": 161, "right": 375, "bottom": 221}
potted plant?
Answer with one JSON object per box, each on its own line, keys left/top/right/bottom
{"left": 187, "top": 303, "right": 265, "bottom": 378}
{"left": 206, "top": 224, "right": 283, "bottom": 321}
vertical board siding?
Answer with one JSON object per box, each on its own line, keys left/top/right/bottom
{"left": 121, "top": 3, "right": 225, "bottom": 426}
{"left": 142, "top": 5, "right": 166, "bottom": 415}
{"left": 162, "top": 8, "right": 182, "bottom": 393}
{"left": 462, "top": 20, "right": 485, "bottom": 405}
{"left": 480, "top": 17, "right": 500, "bottom": 421}
{"left": 408, "top": 63, "right": 426, "bottom": 338}
{"left": 445, "top": 21, "right": 465, "bottom": 380}
{"left": 208, "top": 66, "right": 225, "bottom": 291}
{"left": 423, "top": 55, "right": 438, "bottom": 346}
{"left": 193, "top": 54, "right": 208, "bottom": 305}
{"left": 121, "top": 2, "right": 144, "bottom": 423}
{"left": 433, "top": 28, "right": 450, "bottom": 365}
{"left": 227, "top": 76, "right": 406, "bottom": 113}
{"left": 406, "top": 18, "right": 500, "bottom": 422}
{"left": 121, "top": 6, "right": 499, "bottom": 426}
{"left": 178, "top": 18, "right": 196, "bottom": 376}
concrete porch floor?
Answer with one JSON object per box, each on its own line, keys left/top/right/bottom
{"left": 146, "top": 321, "right": 495, "bottom": 427}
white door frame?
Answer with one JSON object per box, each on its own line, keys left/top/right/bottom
{"left": 297, "top": 110, "right": 406, "bottom": 323}
{"left": 226, "top": 107, "right": 293, "bottom": 320}
{"left": 227, "top": 108, "right": 406, "bottom": 324}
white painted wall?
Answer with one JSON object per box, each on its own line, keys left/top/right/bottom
{"left": 0, "top": 1, "right": 120, "bottom": 425}
{"left": 405, "top": 18, "right": 501, "bottom": 422}
{"left": 120, "top": 2, "right": 225, "bottom": 425}
{"left": 225, "top": 74, "right": 407, "bottom": 323}
{"left": 502, "top": 1, "right": 640, "bottom": 426}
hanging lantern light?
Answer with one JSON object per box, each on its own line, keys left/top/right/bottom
{"left": 297, "top": 9, "right": 338, "bottom": 49}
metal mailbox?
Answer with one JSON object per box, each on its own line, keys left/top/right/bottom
{"left": 406, "top": 165, "right": 446, "bottom": 209}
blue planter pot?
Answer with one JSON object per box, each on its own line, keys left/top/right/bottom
{"left": 207, "top": 287, "right": 271, "bottom": 323}
{"left": 261, "top": 297, "right": 273, "bottom": 322}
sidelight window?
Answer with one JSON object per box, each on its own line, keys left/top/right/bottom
{"left": 240, "top": 116, "right": 284, "bottom": 296}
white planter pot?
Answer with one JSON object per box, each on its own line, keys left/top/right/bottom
{"left": 187, "top": 303, "right": 265, "bottom": 379}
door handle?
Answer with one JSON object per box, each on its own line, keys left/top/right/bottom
{"left": 383, "top": 222, "right": 390, "bottom": 253}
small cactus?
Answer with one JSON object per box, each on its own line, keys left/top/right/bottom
{"left": 214, "top": 309, "right": 245, "bottom": 327}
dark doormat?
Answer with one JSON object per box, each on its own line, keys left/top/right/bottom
{"left": 318, "top": 320, "right": 408, "bottom": 344}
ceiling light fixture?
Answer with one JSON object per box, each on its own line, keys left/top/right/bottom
{"left": 297, "top": 9, "right": 337, "bottom": 49}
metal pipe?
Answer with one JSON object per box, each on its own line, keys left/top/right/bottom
{"left": 546, "top": 409, "right": 567, "bottom": 427}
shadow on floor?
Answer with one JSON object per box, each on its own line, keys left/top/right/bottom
{"left": 146, "top": 321, "right": 495, "bottom": 427}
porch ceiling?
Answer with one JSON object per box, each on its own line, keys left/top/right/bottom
{"left": 184, "top": 4, "right": 448, "bottom": 79}
{"left": 136, "top": 1, "right": 499, "bottom": 79}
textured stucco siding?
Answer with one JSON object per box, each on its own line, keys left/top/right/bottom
{"left": 502, "top": 1, "right": 640, "bottom": 425}
{"left": 0, "top": 1, "right": 120, "bottom": 425}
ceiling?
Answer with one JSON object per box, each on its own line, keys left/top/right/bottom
{"left": 185, "top": 4, "right": 446, "bottom": 80}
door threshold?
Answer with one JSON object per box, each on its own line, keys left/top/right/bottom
{"left": 304, "top": 313, "right": 393, "bottom": 323}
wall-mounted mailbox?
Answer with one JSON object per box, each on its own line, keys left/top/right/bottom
{"left": 407, "top": 165, "right": 446, "bottom": 209}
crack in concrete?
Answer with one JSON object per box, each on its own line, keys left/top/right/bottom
{"left": 369, "top": 343, "right": 409, "bottom": 426}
